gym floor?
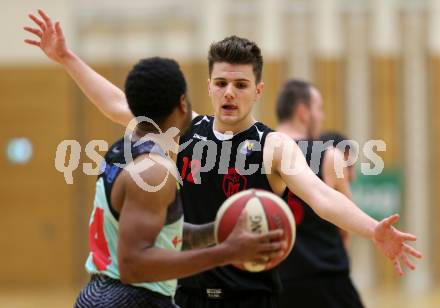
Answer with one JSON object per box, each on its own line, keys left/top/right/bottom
{"left": 0, "top": 287, "right": 438, "bottom": 308}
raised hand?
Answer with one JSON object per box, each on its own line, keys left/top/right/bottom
{"left": 373, "top": 214, "right": 422, "bottom": 275}
{"left": 24, "top": 9, "right": 70, "bottom": 63}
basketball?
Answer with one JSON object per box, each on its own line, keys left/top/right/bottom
{"left": 214, "top": 189, "right": 296, "bottom": 272}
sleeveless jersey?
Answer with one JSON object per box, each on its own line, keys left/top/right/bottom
{"left": 280, "top": 139, "right": 349, "bottom": 282}
{"left": 177, "top": 115, "right": 282, "bottom": 292}
{"left": 85, "top": 137, "right": 184, "bottom": 297}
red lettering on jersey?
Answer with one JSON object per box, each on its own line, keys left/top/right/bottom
{"left": 187, "top": 160, "right": 201, "bottom": 183}
{"left": 222, "top": 168, "right": 248, "bottom": 197}
{"left": 180, "top": 156, "right": 190, "bottom": 181}
{"left": 89, "top": 208, "right": 111, "bottom": 270}
{"left": 172, "top": 235, "right": 182, "bottom": 248}
{"left": 180, "top": 157, "right": 201, "bottom": 184}
{"left": 287, "top": 191, "right": 305, "bottom": 225}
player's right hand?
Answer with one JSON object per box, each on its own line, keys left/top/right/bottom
{"left": 24, "top": 9, "right": 70, "bottom": 64}
{"left": 221, "top": 211, "right": 287, "bottom": 264}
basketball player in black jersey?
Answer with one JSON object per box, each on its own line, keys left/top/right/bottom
{"left": 320, "top": 131, "right": 359, "bottom": 249}
{"left": 24, "top": 11, "right": 287, "bottom": 308}
{"left": 275, "top": 80, "right": 364, "bottom": 308}
{"left": 26, "top": 12, "right": 422, "bottom": 308}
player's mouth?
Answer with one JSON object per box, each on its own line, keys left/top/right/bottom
{"left": 221, "top": 104, "right": 238, "bottom": 112}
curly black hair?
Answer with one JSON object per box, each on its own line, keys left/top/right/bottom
{"left": 125, "top": 57, "right": 187, "bottom": 125}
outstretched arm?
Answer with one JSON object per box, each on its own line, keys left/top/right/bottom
{"left": 24, "top": 10, "right": 133, "bottom": 127}
{"left": 24, "top": 10, "right": 199, "bottom": 126}
{"left": 265, "top": 132, "right": 422, "bottom": 275}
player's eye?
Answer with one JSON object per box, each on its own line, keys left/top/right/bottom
{"left": 215, "top": 81, "right": 227, "bottom": 87}
{"left": 235, "top": 82, "right": 248, "bottom": 89}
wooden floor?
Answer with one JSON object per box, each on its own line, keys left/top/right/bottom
{"left": 0, "top": 287, "right": 438, "bottom": 308}
{"left": 361, "top": 288, "right": 440, "bottom": 308}
{"left": 0, "top": 287, "right": 77, "bottom": 308}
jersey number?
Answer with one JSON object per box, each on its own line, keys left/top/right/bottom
{"left": 180, "top": 157, "right": 201, "bottom": 183}
{"left": 89, "top": 208, "right": 111, "bottom": 270}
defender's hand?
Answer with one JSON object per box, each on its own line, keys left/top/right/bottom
{"left": 373, "top": 214, "right": 422, "bottom": 275}
{"left": 24, "top": 9, "right": 71, "bottom": 64}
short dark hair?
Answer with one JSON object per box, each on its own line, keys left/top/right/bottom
{"left": 276, "top": 79, "right": 312, "bottom": 123}
{"left": 124, "top": 57, "right": 187, "bottom": 125}
{"left": 208, "top": 36, "right": 263, "bottom": 83}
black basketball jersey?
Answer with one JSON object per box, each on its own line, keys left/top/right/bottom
{"left": 177, "top": 115, "right": 282, "bottom": 292}
{"left": 279, "top": 139, "right": 349, "bottom": 282}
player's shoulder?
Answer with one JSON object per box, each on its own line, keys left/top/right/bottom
{"left": 104, "top": 137, "right": 125, "bottom": 162}
{"left": 121, "top": 153, "right": 177, "bottom": 195}
{"left": 249, "top": 121, "right": 272, "bottom": 142}
{"left": 254, "top": 120, "right": 273, "bottom": 133}
{"left": 181, "top": 114, "right": 213, "bottom": 141}
{"left": 265, "top": 131, "right": 294, "bottom": 145}
{"left": 117, "top": 159, "right": 177, "bottom": 214}
{"left": 192, "top": 114, "right": 213, "bottom": 126}
{"left": 263, "top": 132, "right": 311, "bottom": 169}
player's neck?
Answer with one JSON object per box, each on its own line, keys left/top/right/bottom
{"left": 213, "top": 115, "right": 256, "bottom": 135}
{"left": 133, "top": 126, "right": 180, "bottom": 162}
{"left": 276, "top": 122, "right": 308, "bottom": 140}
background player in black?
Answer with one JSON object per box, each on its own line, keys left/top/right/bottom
{"left": 275, "top": 79, "right": 364, "bottom": 308}
{"left": 31, "top": 15, "right": 422, "bottom": 308}
{"left": 320, "top": 131, "right": 358, "bottom": 249}
{"left": 320, "top": 131, "right": 357, "bottom": 189}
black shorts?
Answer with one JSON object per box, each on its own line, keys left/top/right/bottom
{"left": 278, "top": 274, "right": 364, "bottom": 308}
{"left": 75, "top": 274, "right": 179, "bottom": 308}
{"left": 175, "top": 287, "right": 279, "bottom": 308}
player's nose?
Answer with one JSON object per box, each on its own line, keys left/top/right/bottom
{"left": 224, "top": 83, "right": 235, "bottom": 99}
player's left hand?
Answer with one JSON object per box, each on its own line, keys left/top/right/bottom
{"left": 373, "top": 214, "right": 422, "bottom": 275}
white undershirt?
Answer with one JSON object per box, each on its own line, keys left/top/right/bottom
{"left": 212, "top": 128, "right": 234, "bottom": 141}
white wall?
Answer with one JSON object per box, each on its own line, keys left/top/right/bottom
{"left": 1, "top": 0, "right": 74, "bottom": 65}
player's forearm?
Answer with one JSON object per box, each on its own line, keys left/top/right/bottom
{"left": 59, "top": 50, "right": 132, "bottom": 127}
{"left": 182, "top": 222, "right": 215, "bottom": 250}
{"left": 119, "top": 244, "right": 228, "bottom": 284}
{"left": 312, "top": 187, "right": 377, "bottom": 239}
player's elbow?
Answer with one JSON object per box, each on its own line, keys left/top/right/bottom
{"left": 311, "top": 185, "right": 349, "bottom": 223}
{"left": 119, "top": 253, "right": 148, "bottom": 284}
{"left": 119, "top": 253, "right": 157, "bottom": 284}
{"left": 108, "top": 109, "right": 129, "bottom": 127}
{"left": 119, "top": 255, "right": 139, "bottom": 284}
{"left": 309, "top": 190, "right": 333, "bottom": 220}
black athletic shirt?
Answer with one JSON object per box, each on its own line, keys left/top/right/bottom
{"left": 279, "top": 139, "right": 349, "bottom": 282}
{"left": 177, "top": 115, "right": 282, "bottom": 293}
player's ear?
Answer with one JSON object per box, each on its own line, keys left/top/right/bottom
{"left": 179, "top": 94, "right": 188, "bottom": 113}
{"left": 207, "top": 78, "right": 212, "bottom": 96}
{"left": 297, "top": 102, "right": 310, "bottom": 123}
{"left": 256, "top": 81, "right": 264, "bottom": 99}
